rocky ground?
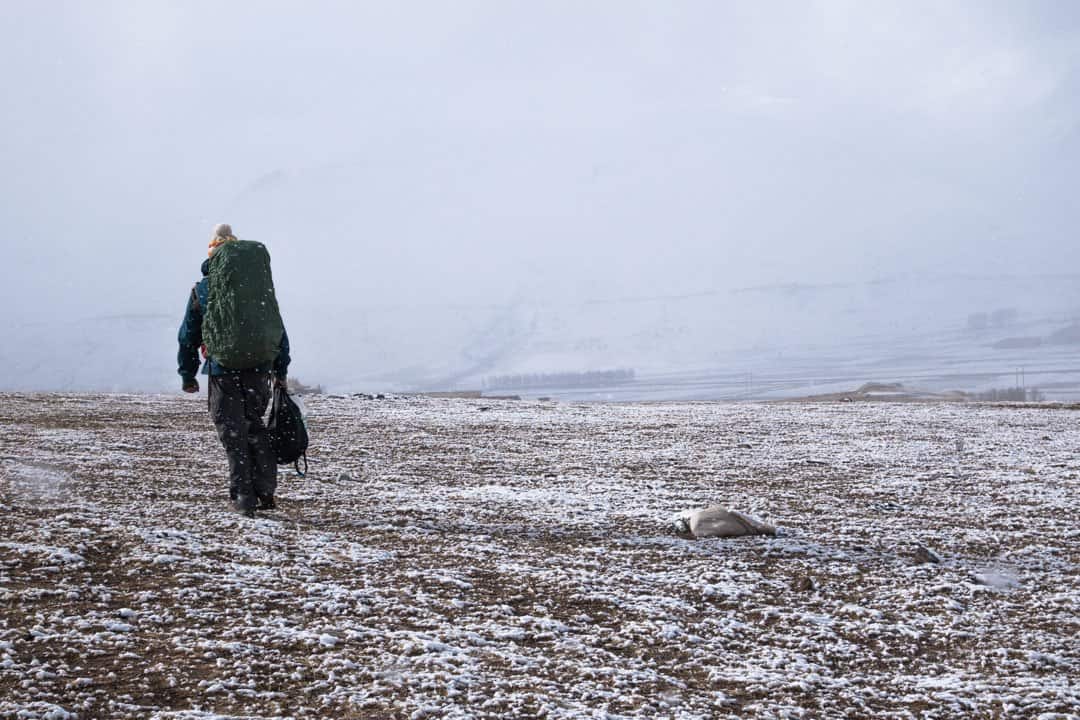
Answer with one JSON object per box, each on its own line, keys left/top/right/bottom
{"left": 0, "top": 393, "right": 1077, "bottom": 719}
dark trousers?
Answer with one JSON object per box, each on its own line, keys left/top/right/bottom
{"left": 208, "top": 370, "right": 277, "bottom": 506}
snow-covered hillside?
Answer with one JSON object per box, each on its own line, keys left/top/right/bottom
{"left": 6, "top": 273, "right": 1080, "bottom": 400}
{"left": 1, "top": 393, "right": 1077, "bottom": 718}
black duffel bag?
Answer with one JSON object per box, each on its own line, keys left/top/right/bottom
{"left": 268, "top": 385, "right": 309, "bottom": 476}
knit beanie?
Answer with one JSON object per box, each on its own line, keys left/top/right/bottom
{"left": 208, "top": 223, "right": 237, "bottom": 256}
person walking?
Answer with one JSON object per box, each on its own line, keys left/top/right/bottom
{"left": 177, "top": 223, "right": 291, "bottom": 517}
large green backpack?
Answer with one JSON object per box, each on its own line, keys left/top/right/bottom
{"left": 202, "top": 240, "right": 285, "bottom": 370}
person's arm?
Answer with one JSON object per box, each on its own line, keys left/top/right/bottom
{"left": 273, "top": 328, "right": 291, "bottom": 387}
{"left": 177, "top": 286, "right": 203, "bottom": 392}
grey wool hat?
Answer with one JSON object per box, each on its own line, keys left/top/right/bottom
{"left": 212, "top": 223, "right": 233, "bottom": 239}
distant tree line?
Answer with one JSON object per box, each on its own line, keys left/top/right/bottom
{"left": 991, "top": 322, "right": 1080, "bottom": 349}
{"left": 970, "top": 387, "right": 1044, "bottom": 402}
{"left": 483, "top": 368, "right": 636, "bottom": 391}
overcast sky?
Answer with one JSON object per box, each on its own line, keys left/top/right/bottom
{"left": 3, "top": 0, "right": 1078, "bottom": 323}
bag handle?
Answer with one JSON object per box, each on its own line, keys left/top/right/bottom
{"left": 271, "top": 381, "right": 281, "bottom": 419}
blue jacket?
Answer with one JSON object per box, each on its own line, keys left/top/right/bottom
{"left": 177, "top": 258, "right": 291, "bottom": 383}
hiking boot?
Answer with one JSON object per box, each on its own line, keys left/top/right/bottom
{"left": 235, "top": 494, "right": 257, "bottom": 518}
{"left": 257, "top": 495, "right": 276, "bottom": 510}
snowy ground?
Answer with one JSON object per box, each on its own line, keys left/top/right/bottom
{"left": 0, "top": 393, "right": 1078, "bottom": 719}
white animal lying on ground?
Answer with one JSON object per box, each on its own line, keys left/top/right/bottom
{"left": 673, "top": 506, "right": 777, "bottom": 538}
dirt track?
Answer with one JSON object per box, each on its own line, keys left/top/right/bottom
{"left": 1, "top": 393, "right": 1078, "bottom": 719}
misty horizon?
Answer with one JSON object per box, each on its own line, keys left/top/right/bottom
{"left": 3, "top": 1, "right": 1078, "bottom": 396}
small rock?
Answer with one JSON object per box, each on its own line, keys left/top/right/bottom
{"left": 913, "top": 544, "right": 942, "bottom": 564}
{"left": 792, "top": 575, "right": 815, "bottom": 592}
{"left": 337, "top": 473, "right": 353, "bottom": 482}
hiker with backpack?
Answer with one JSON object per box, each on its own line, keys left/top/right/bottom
{"left": 177, "top": 223, "right": 291, "bottom": 518}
